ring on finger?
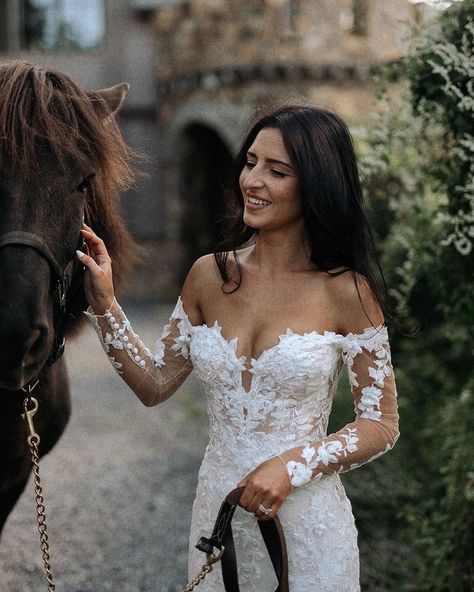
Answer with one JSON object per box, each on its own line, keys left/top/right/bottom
{"left": 258, "top": 503, "right": 272, "bottom": 515}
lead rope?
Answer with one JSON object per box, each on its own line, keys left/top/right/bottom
{"left": 21, "top": 382, "right": 56, "bottom": 592}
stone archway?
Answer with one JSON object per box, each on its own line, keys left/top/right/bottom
{"left": 177, "top": 122, "right": 234, "bottom": 282}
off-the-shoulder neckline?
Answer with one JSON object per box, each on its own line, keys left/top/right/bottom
{"left": 174, "top": 296, "right": 388, "bottom": 344}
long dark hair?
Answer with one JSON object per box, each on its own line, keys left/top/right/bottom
{"left": 214, "top": 104, "right": 397, "bottom": 329}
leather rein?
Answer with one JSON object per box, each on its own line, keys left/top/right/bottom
{"left": 186, "top": 487, "right": 289, "bottom": 592}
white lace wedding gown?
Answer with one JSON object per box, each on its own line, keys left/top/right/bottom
{"left": 85, "top": 296, "right": 399, "bottom": 592}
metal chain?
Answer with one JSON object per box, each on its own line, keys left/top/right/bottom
{"left": 180, "top": 547, "right": 225, "bottom": 592}
{"left": 20, "top": 383, "right": 220, "bottom": 592}
{"left": 22, "top": 392, "right": 56, "bottom": 592}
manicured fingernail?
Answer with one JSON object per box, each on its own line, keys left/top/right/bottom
{"left": 76, "top": 250, "right": 85, "bottom": 258}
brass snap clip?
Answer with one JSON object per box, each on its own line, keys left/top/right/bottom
{"left": 22, "top": 396, "right": 40, "bottom": 446}
{"left": 206, "top": 545, "right": 225, "bottom": 566}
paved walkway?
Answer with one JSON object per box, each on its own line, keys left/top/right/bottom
{"left": 0, "top": 302, "right": 209, "bottom": 592}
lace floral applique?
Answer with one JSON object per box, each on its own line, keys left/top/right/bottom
{"left": 154, "top": 326, "right": 170, "bottom": 368}
{"left": 84, "top": 305, "right": 134, "bottom": 374}
{"left": 286, "top": 328, "right": 397, "bottom": 488}
{"left": 171, "top": 318, "right": 191, "bottom": 358}
{"left": 343, "top": 329, "right": 392, "bottom": 421}
{"left": 85, "top": 295, "right": 395, "bottom": 590}
{"left": 287, "top": 429, "right": 360, "bottom": 486}
{"left": 85, "top": 297, "right": 191, "bottom": 377}
{"left": 107, "top": 309, "right": 149, "bottom": 368}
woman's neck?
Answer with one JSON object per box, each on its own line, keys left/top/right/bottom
{"left": 249, "top": 225, "right": 313, "bottom": 275}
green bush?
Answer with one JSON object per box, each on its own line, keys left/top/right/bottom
{"left": 349, "top": 1, "right": 474, "bottom": 589}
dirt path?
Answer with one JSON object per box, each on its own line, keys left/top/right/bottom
{"left": 0, "top": 302, "right": 209, "bottom": 592}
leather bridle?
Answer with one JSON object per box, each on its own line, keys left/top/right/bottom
{"left": 0, "top": 230, "right": 84, "bottom": 368}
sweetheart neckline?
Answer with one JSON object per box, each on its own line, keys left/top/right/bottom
{"left": 191, "top": 321, "right": 341, "bottom": 365}
{"left": 188, "top": 323, "right": 356, "bottom": 395}
{"left": 175, "top": 296, "right": 387, "bottom": 366}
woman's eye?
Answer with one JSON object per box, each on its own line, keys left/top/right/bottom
{"left": 271, "top": 169, "right": 287, "bottom": 177}
{"left": 76, "top": 173, "right": 95, "bottom": 193}
{"left": 245, "top": 160, "right": 256, "bottom": 168}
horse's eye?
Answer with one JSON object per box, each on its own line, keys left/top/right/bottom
{"left": 77, "top": 173, "right": 95, "bottom": 193}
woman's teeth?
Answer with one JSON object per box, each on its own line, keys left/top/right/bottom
{"left": 248, "top": 196, "right": 271, "bottom": 206}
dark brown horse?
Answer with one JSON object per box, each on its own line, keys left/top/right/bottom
{"left": 0, "top": 61, "right": 137, "bottom": 536}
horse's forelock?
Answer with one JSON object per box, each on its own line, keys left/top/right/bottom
{"left": 0, "top": 61, "right": 134, "bottom": 179}
{"left": 0, "top": 61, "right": 140, "bottom": 324}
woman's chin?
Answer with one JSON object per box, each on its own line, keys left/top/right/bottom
{"left": 243, "top": 210, "right": 266, "bottom": 229}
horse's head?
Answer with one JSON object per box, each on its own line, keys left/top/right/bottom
{"left": 0, "top": 62, "right": 137, "bottom": 391}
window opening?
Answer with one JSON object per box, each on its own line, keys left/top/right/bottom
{"left": 22, "top": 0, "right": 105, "bottom": 51}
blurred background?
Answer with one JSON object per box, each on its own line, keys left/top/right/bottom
{"left": 0, "top": 1, "right": 472, "bottom": 591}
{"left": 0, "top": 0, "right": 438, "bottom": 298}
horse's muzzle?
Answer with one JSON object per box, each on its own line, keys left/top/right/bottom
{"left": 0, "top": 323, "right": 49, "bottom": 391}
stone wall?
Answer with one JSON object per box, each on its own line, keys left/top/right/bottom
{"left": 154, "top": 0, "right": 423, "bottom": 77}
{"left": 135, "top": 0, "right": 434, "bottom": 301}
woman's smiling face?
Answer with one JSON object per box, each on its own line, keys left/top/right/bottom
{"left": 239, "top": 127, "right": 301, "bottom": 232}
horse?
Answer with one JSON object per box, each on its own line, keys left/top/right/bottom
{"left": 0, "top": 61, "right": 138, "bottom": 536}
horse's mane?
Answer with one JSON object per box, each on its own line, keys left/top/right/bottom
{"left": 0, "top": 61, "right": 139, "bottom": 334}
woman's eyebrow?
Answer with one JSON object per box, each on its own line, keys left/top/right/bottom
{"left": 247, "top": 151, "right": 294, "bottom": 170}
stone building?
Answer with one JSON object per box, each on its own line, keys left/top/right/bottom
{"left": 144, "top": 0, "right": 433, "bottom": 297}
{"left": 0, "top": 0, "right": 434, "bottom": 300}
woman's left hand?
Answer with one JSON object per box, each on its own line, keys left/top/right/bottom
{"left": 237, "top": 456, "right": 292, "bottom": 520}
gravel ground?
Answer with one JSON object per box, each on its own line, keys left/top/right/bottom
{"left": 0, "top": 302, "right": 209, "bottom": 592}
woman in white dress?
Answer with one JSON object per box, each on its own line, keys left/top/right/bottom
{"left": 77, "top": 105, "right": 399, "bottom": 591}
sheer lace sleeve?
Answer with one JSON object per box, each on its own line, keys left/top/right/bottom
{"left": 84, "top": 297, "right": 193, "bottom": 407}
{"left": 280, "top": 327, "right": 400, "bottom": 487}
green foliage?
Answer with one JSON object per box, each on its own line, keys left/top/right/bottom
{"left": 356, "top": 1, "right": 474, "bottom": 590}
{"left": 404, "top": 1, "right": 474, "bottom": 334}
{"left": 402, "top": 386, "right": 474, "bottom": 591}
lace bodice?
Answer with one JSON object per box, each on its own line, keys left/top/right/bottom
{"left": 85, "top": 296, "right": 399, "bottom": 488}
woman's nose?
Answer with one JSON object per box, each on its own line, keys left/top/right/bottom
{"left": 242, "top": 167, "right": 264, "bottom": 190}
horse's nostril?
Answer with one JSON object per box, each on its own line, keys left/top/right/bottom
{"left": 23, "top": 325, "right": 48, "bottom": 367}
{"left": 0, "top": 323, "right": 50, "bottom": 389}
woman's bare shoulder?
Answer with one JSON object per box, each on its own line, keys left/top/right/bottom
{"left": 323, "top": 270, "right": 384, "bottom": 334}
{"left": 180, "top": 254, "right": 221, "bottom": 324}
{"left": 186, "top": 253, "right": 221, "bottom": 285}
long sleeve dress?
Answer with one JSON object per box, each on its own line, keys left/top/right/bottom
{"left": 85, "top": 296, "right": 399, "bottom": 592}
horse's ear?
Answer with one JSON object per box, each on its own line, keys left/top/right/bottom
{"left": 94, "top": 82, "right": 130, "bottom": 115}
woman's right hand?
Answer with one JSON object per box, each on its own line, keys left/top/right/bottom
{"left": 76, "top": 224, "right": 115, "bottom": 315}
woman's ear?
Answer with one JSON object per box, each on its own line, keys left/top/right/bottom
{"left": 93, "top": 82, "right": 130, "bottom": 115}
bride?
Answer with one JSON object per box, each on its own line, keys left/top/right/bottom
{"left": 77, "top": 104, "right": 399, "bottom": 591}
